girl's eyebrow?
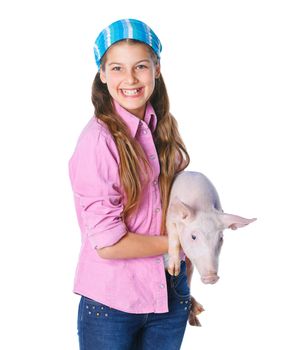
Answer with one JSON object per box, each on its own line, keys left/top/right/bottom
{"left": 108, "top": 59, "right": 151, "bottom": 66}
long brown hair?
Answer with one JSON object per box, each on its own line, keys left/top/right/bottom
{"left": 91, "top": 40, "right": 190, "bottom": 235}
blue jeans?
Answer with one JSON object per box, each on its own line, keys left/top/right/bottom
{"left": 77, "top": 261, "right": 191, "bottom": 350}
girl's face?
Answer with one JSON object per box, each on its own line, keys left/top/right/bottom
{"left": 100, "top": 41, "right": 160, "bottom": 119}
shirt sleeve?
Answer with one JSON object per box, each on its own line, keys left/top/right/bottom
{"left": 68, "top": 125, "right": 128, "bottom": 250}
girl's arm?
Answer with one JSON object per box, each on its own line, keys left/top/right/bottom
{"left": 97, "top": 232, "right": 168, "bottom": 259}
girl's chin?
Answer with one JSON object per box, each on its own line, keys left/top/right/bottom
{"left": 120, "top": 101, "right": 145, "bottom": 109}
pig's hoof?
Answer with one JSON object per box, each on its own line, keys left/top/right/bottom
{"left": 168, "top": 262, "right": 180, "bottom": 276}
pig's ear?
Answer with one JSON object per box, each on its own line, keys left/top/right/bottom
{"left": 220, "top": 213, "right": 257, "bottom": 230}
{"left": 169, "top": 196, "right": 194, "bottom": 221}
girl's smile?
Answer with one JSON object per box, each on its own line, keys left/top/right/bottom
{"left": 100, "top": 41, "right": 160, "bottom": 119}
{"left": 120, "top": 87, "right": 144, "bottom": 97}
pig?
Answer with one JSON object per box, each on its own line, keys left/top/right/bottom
{"left": 166, "top": 171, "right": 256, "bottom": 283}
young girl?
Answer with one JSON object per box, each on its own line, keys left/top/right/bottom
{"left": 68, "top": 18, "right": 199, "bottom": 350}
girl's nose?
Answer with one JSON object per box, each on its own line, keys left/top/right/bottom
{"left": 125, "top": 70, "right": 138, "bottom": 84}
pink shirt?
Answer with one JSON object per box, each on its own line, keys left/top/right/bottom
{"left": 68, "top": 100, "right": 169, "bottom": 314}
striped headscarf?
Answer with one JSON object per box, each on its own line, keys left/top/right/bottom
{"left": 94, "top": 19, "right": 162, "bottom": 69}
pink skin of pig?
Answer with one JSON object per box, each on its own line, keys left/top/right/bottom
{"left": 166, "top": 171, "right": 256, "bottom": 283}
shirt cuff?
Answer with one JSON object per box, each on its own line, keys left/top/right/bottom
{"left": 88, "top": 224, "right": 128, "bottom": 250}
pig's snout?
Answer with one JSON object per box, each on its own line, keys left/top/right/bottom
{"left": 201, "top": 274, "right": 220, "bottom": 284}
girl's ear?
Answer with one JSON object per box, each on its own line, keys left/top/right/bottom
{"left": 155, "top": 62, "right": 161, "bottom": 79}
{"left": 99, "top": 69, "right": 107, "bottom": 84}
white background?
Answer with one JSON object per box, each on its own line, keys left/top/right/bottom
{"left": 0, "top": 0, "right": 280, "bottom": 349}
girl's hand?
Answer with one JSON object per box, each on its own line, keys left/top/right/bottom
{"left": 188, "top": 296, "right": 205, "bottom": 327}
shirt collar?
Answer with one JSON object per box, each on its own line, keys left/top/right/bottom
{"left": 113, "top": 100, "right": 157, "bottom": 138}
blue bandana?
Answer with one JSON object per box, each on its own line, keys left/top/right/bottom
{"left": 94, "top": 19, "right": 162, "bottom": 69}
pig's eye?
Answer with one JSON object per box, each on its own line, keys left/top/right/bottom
{"left": 191, "top": 234, "right": 197, "bottom": 240}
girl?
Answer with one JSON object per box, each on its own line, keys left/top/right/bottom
{"left": 68, "top": 18, "right": 201, "bottom": 350}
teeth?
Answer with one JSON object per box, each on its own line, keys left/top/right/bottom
{"left": 122, "top": 89, "right": 141, "bottom": 96}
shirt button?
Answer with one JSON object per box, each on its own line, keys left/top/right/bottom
{"left": 160, "top": 283, "right": 165, "bottom": 289}
{"left": 155, "top": 208, "right": 160, "bottom": 213}
{"left": 149, "top": 155, "right": 155, "bottom": 160}
{"left": 142, "top": 129, "right": 148, "bottom": 135}
{"left": 153, "top": 180, "right": 158, "bottom": 185}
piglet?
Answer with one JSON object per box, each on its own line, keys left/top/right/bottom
{"left": 166, "top": 171, "right": 256, "bottom": 283}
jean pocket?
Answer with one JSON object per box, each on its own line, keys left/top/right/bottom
{"left": 79, "top": 296, "right": 111, "bottom": 321}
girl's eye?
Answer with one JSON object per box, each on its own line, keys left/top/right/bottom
{"left": 112, "top": 66, "right": 121, "bottom": 71}
{"left": 136, "top": 64, "right": 147, "bottom": 70}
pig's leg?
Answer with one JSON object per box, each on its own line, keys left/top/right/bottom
{"left": 167, "top": 222, "right": 181, "bottom": 276}
{"left": 185, "top": 257, "right": 205, "bottom": 326}
{"left": 189, "top": 296, "right": 205, "bottom": 327}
